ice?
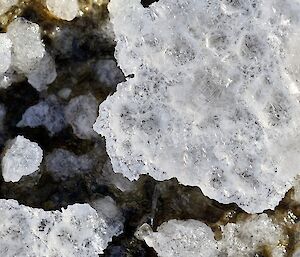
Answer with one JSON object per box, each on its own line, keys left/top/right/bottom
{"left": 65, "top": 94, "right": 98, "bottom": 139}
{"left": 1, "top": 135, "right": 43, "bottom": 182}
{"left": 94, "top": 0, "right": 300, "bottom": 213}
{"left": 0, "top": 0, "right": 18, "bottom": 16}
{"left": 0, "top": 198, "right": 123, "bottom": 256}
{"left": 17, "top": 95, "right": 66, "bottom": 136}
{"left": 46, "top": 0, "right": 79, "bottom": 21}
{"left": 7, "top": 17, "right": 45, "bottom": 74}
{"left": 0, "top": 33, "right": 12, "bottom": 74}
{"left": 136, "top": 220, "right": 217, "bottom": 257}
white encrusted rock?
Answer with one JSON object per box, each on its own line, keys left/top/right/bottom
{"left": 218, "top": 214, "right": 288, "bottom": 257}
{"left": 0, "top": 198, "right": 123, "bottom": 256}
{"left": 1, "top": 135, "right": 43, "bottom": 182}
{"left": 94, "top": 0, "right": 300, "bottom": 213}
{"left": 0, "top": 33, "right": 12, "bottom": 74}
{"left": 17, "top": 95, "right": 66, "bottom": 136}
{"left": 7, "top": 17, "right": 45, "bottom": 74}
{"left": 65, "top": 94, "right": 98, "bottom": 139}
{"left": 0, "top": 0, "right": 18, "bottom": 16}
{"left": 136, "top": 220, "right": 217, "bottom": 257}
{"left": 46, "top": 0, "right": 79, "bottom": 21}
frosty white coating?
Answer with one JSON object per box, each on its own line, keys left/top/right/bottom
{"left": 94, "top": 0, "right": 300, "bottom": 213}
{"left": 1, "top": 135, "right": 43, "bottom": 182}
{"left": 46, "top": 0, "right": 79, "bottom": 21}
{"left": 136, "top": 220, "right": 217, "bottom": 257}
{"left": 139, "top": 215, "right": 287, "bottom": 257}
{"left": 7, "top": 17, "right": 45, "bottom": 74}
{"left": 0, "top": 34, "right": 12, "bottom": 74}
{"left": 0, "top": 0, "right": 18, "bottom": 16}
{"left": 0, "top": 198, "right": 123, "bottom": 256}
{"left": 217, "top": 214, "right": 287, "bottom": 257}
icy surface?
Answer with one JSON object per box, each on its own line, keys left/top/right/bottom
{"left": 218, "top": 214, "right": 287, "bottom": 257}
{"left": 0, "top": 0, "right": 18, "bottom": 15}
{"left": 46, "top": 0, "right": 79, "bottom": 21}
{"left": 0, "top": 34, "right": 12, "bottom": 74}
{"left": 65, "top": 94, "right": 98, "bottom": 139}
{"left": 94, "top": 0, "right": 300, "bottom": 213}
{"left": 1, "top": 136, "right": 43, "bottom": 182}
{"left": 18, "top": 96, "right": 66, "bottom": 136}
{"left": 7, "top": 18, "right": 45, "bottom": 74}
{"left": 0, "top": 198, "right": 123, "bottom": 256}
{"left": 136, "top": 220, "right": 217, "bottom": 257}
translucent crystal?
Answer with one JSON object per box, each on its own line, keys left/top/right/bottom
{"left": 0, "top": 33, "right": 12, "bottom": 74}
{"left": 46, "top": 0, "right": 79, "bottom": 21}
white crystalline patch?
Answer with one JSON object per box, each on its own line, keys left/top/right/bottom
{"left": 94, "top": 0, "right": 300, "bottom": 213}
{"left": 0, "top": 198, "right": 123, "bottom": 256}
{"left": 0, "top": 0, "right": 18, "bottom": 15}
{"left": 1, "top": 135, "right": 43, "bottom": 182}
{"left": 0, "top": 33, "right": 12, "bottom": 74}
{"left": 27, "top": 53, "right": 57, "bottom": 91}
{"left": 218, "top": 214, "right": 287, "bottom": 257}
{"left": 7, "top": 17, "right": 45, "bottom": 74}
{"left": 17, "top": 95, "right": 66, "bottom": 136}
{"left": 136, "top": 220, "right": 217, "bottom": 257}
{"left": 46, "top": 0, "right": 79, "bottom": 21}
{"left": 65, "top": 94, "right": 98, "bottom": 139}
{"left": 139, "top": 215, "right": 287, "bottom": 257}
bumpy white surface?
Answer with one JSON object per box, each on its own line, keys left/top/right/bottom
{"left": 136, "top": 220, "right": 217, "bottom": 257}
{"left": 7, "top": 17, "right": 45, "bottom": 74}
{"left": 18, "top": 95, "right": 66, "bottom": 135}
{"left": 0, "top": 198, "right": 123, "bottom": 256}
{"left": 65, "top": 94, "right": 98, "bottom": 139}
{"left": 94, "top": 0, "right": 300, "bottom": 213}
{"left": 46, "top": 0, "right": 79, "bottom": 21}
{"left": 139, "top": 215, "right": 287, "bottom": 257}
{"left": 218, "top": 214, "right": 287, "bottom": 257}
{"left": 0, "top": 0, "right": 18, "bottom": 15}
{"left": 1, "top": 135, "right": 43, "bottom": 182}
{"left": 0, "top": 34, "right": 12, "bottom": 74}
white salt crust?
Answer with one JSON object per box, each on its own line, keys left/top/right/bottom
{"left": 138, "top": 215, "right": 287, "bottom": 257}
{"left": 94, "top": 0, "right": 300, "bottom": 213}
{"left": 46, "top": 0, "right": 79, "bottom": 21}
{"left": 0, "top": 198, "right": 123, "bottom": 256}
{"left": 1, "top": 135, "right": 43, "bottom": 182}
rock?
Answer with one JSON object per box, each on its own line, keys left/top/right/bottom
{"left": 0, "top": 33, "right": 12, "bottom": 74}
{"left": 65, "top": 94, "right": 98, "bottom": 139}
{"left": 27, "top": 53, "right": 57, "bottom": 91}
{"left": 136, "top": 220, "right": 217, "bottom": 257}
{"left": 1, "top": 135, "right": 43, "bottom": 182}
{"left": 17, "top": 95, "right": 66, "bottom": 136}
{"left": 7, "top": 17, "right": 45, "bottom": 74}
{"left": 94, "top": 0, "right": 300, "bottom": 213}
{"left": 0, "top": 0, "right": 18, "bottom": 16}
{"left": 0, "top": 198, "right": 123, "bottom": 256}
{"left": 46, "top": 0, "right": 79, "bottom": 21}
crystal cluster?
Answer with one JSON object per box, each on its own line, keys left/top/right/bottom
{"left": 94, "top": 0, "right": 300, "bottom": 213}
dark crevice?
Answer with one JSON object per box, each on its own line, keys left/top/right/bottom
{"left": 141, "top": 0, "right": 160, "bottom": 8}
